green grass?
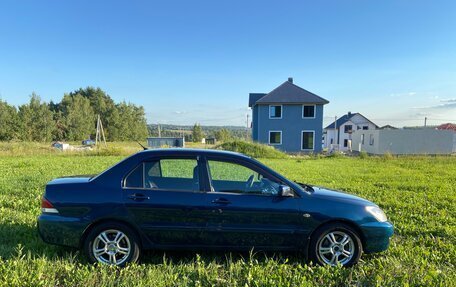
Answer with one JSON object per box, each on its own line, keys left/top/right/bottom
{"left": 0, "top": 153, "right": 455, "bottom": 286}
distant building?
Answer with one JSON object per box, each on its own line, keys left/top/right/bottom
{"left": 249, "top": 78, "right": 329, "bottom": 153}
{"left": 324, "top": 112, "right": 378, "bottom": 151}
{"left": 147, "top": 137, "right": 185, "bottom": 148}
{"left": 379, "top": 125, "right": 398, "bottom": 130}
{"left": 437, "top": 123, "right": 456, "bottom": 132}
{"left": 205, "top": 138, "right": 217, "bottom": 145}
{"left": 352, "top": 129, "right": 456, "bottom": 155}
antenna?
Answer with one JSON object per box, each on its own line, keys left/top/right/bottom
{"left": 137, "top": 141, "right": 148, "bottom": 150}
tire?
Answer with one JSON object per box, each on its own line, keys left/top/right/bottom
{"left": 83, "top": 222, "right": 141, "bottom": 266}
{"left": 309, "top": 222, "right": 362, "bottom": 267}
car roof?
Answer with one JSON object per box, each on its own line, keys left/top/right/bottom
{"left": 137, "top": 148, "right": 251, "bottom": 159}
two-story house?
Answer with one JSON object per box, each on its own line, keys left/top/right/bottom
{"left": 324, "top": 112, "right": 378, "bottom": 151}
{"left": 249, "top": 78, "right": 329, "bottom": 153}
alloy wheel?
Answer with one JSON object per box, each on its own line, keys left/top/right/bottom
{"left": 317, "top": 231, "right": 355, "bottom": 266}
{"left": 92, "top": 229, "right": 131, "bottom": 265}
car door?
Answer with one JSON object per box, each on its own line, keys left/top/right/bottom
{"left": 202, "top": 157, "right": 306, "bottom": 249}
{"left": 122, "top": 156, "right": 209, "bottom": 246}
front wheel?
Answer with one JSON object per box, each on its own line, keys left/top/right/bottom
{"left": 309, "top": 223, "right": 362, "bottom": 267}
{"left": 83, "top": 222, "right": 140, "bottom": 266}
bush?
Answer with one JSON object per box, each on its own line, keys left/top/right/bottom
{"left": 383, "top": 151, "right": 394, "bottom": 160}
{"left": 359, "top": 151, "right": 368, "bottom": 159}
{"left": 327, "top": 151, "right": 344, "bottom": 158}
{"left": 215, "top": 141, "right": 288, "bottom": 159}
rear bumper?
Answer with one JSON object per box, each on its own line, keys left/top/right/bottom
{"left": 37, "top": 214, "right": 88, "bottom": 248}
{"left": 359, "top": 221, "right": 394, "bottom": 253}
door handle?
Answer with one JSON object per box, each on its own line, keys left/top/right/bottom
{"left": 211, "top": 198, "right": 231, "bottom": 205}
{"left": 128, "top": 193, "right": 150, "bottom": 201}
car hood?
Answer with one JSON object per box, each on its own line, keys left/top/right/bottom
{"left": 309, "top": 186, "right": 373, "bottom": 205}
{"left": 47, "top": 175, "right": 94, "bottom": 185}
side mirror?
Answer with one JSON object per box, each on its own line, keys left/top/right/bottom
{"left": 279, "top": 185, "right": 294, "bottom": 197}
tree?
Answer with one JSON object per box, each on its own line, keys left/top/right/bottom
{"left": 192, "top": 123, "right": 204, "bottom": 142}
{"left": 0, "top": 87, "right": 150, "bottom": 142}
{"left": 113, "top": 102, "right": 148, "bottom": 141}
{"left": 214, "top": 128, "right": 232, "bottom": 142}
{"left": 17, "top": 94, "right": 55, "bottom": 142}
{"left": 69, "top": 87, "right": 118, "bottom": 140}
{"left": 0, "top": 100, "right": 19, "bottom": 140}
{"left": 60, "top": 94, "right": 95, "bottom": 141}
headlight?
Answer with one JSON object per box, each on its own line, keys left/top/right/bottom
{"left": 366, "top": 206, "right": 388, "bottom": 222}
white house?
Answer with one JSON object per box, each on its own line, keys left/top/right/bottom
{"left": 324, "top": 112, "right": 378, "bottom": 151}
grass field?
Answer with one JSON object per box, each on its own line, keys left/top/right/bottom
{"left": 0, "top": 151, "right": 455, "bottom": 286}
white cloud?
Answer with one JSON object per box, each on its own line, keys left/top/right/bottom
{"left": 411, "top": 102, "right": 456, "bottom": 110}
{"left": 440, "top": 98, "right": 456, "bottom": 103}
{"left": 389, "top": 92, "right": 416, "bottom": 98}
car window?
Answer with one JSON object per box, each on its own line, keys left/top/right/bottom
{"left": 124, "top": 158, "right": 200, "bottom": 191}
{"left": 207, "top": 160, "right": 280, "bottom": 195}
{"left": 124, "top": 163, "right": 143, "bottom": 188}
{"left": 160, "top": 159, "right": 195, "bottom": 178}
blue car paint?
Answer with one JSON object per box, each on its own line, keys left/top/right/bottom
{"left": 38, "top": 149, "right": 393, "bottom": 255}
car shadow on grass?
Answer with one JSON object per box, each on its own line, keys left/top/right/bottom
{"left": 140, "top": 249, "right": 307, "bottom": 266}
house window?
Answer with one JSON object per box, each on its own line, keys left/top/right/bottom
{"left": 269, "top": 105, "right": 282, "bottom": 119}
{"left": 363, "top": 126, "right": 369, "bottom": 130}
{"left": 269, "top": 131, "right": 282, "bottom": 145}
{"left": 369, "top": 134, "right": 374, "bottom": 145}
{"left": 344, "top": 125, "right": 353, "bottom": 133}
{"left": 302, "top": 105, "right": 315, "bottom": 118}
{"left": 344, "top": 139, "right": 348, "bottom": 147}
{"left": 302, "top": 131, "right": 314, "bottom": 150}
{"left": 361, "top": 134, "right": 365, "bottom": 145}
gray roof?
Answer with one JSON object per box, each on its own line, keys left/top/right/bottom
{"left": 325, "top": 113, "right": 353, "bottom": 129}
{"left": 249, "top": 80, "right": 329, "bottom": 107}
{"left": 325, "top": 112, "right": 379, "bottom": 129}
{"left": 248, "top": 93, "right": 267, "bottom": 107}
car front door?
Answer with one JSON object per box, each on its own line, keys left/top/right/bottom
{"left": 202, "top": 157, "right": 307, "bottom": 249}
{"left": 122, "top": 156, "right": 209, "bottom": 246}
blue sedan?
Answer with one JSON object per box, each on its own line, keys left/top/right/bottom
{"left": 38, "top": 149, "right": 393, "bottom": 267}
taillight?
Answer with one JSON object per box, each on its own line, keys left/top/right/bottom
{"left": 41, "top": 197, "right": 59, "bottom": 214}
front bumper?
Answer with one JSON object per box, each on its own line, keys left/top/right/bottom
{"left": 359, "top": 221, "right": 394, "bottom": 253}
{"left": 37, "top": 214, "right": 88, "bottom": 248}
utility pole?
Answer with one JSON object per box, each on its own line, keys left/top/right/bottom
{"left": 157, "top": 123, "right": 161, "bottom": 137}
{"left": 424, "top": 117, "right": 427, "bottom": 127}
{"left": 95, "top": 115, "right": 107, "bottom": 148}
{"left": 334, "top": 115, "right": 338, "bottom": 150}
{"left": 246, "top": 114, "right": 249, "bottom": 140}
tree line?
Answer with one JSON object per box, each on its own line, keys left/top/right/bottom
{"left": 0, "top": 87, "right": 148, "bottom": 142}
{"left": 148, "top": 123, "right": 250, "bottom": 142}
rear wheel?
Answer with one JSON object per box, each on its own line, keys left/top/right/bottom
{"left": 309, "top": 223, "right": 362, "bottom": 267}
{"left": 83, "top": 222, "right": 140, "bottom": 266}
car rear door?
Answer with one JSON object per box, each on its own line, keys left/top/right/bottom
{"left": 201, "top": 157, "right": 306, "bottom": 249}
{"left": 122, "top": 156, "right": 209, "bottom": 246}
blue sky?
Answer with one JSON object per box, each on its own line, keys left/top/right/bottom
{"left": 0, "top": 0, "right": 455, "bottom": 127}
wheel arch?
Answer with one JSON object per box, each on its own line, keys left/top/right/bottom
{"left": 307, "top": 219, "right": 366, "bottom": 253}
{"left": 79, "top": 218, "right": 144, "bottom": 249}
